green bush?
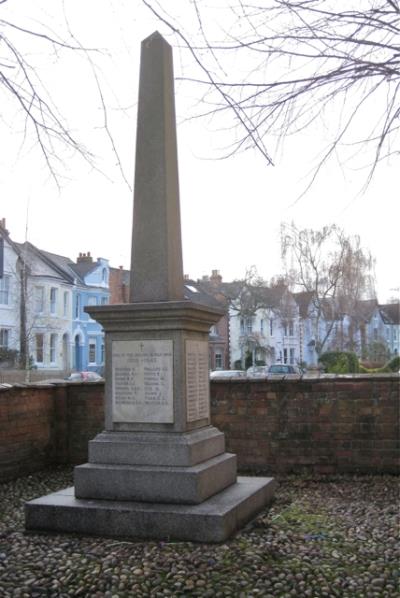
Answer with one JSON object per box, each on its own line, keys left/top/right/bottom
{"left": 0, "top": 347, "right": 18, "bottom": 366}
{"left": 386, "top": 355, "right": 400, "bottom": 372}
{"left": 360, "top": 354, "right": 400, "bottom": 374}
{"left": 244, "top": 351, "right": 253, "bottom": 369}
{"left": 319, "top": 351, "right": 359, "bottom": 373}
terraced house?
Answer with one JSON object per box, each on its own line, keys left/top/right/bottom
{"left": 0, "top": 219, "right": 109, "bottom": 374}
{"left": 197, "top": 271, "right": 399, "bottom": 370}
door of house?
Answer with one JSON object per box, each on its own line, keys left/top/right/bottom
{"left": 62, "top": 333, "right": 70, "bottom": 371}
{"left": 74, "top": 335, "right": 81, "bottom": 371}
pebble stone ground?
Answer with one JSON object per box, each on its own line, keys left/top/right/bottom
{"left": 0, "top": 467, "right": 398, "bottom": 597}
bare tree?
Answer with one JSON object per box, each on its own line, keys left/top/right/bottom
{"left": 335, "top": 237, "right": 376, "bottom": 351}
{"left": 142, "top": 0, "right": 400, "bottom": 192}
{"left": 280, "top": 222, "right": 375, "bottom": 354}
{"left": 0, "top": 2, "right": 129, "bottom": 189}
{"left": 227, "top": 267, "right": 284, "bottom": 366}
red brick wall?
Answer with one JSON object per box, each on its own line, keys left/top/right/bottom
{"left": 211, "top": 376, "right": 400, "bottom": 474}
{"left": 0, "top": 386, "right": 55, "bottom": 482}
{"left": 0, "top": 376, "right": 398, "bottom": 482}
{"left": 0, "top": 383, "right": 104, "bottom": 483}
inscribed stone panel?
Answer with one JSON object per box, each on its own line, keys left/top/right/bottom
{"left": 112, "top": 340, "right": 173, "bottom": 423}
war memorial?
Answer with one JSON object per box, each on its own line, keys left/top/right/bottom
{"left": 25, "top": 32, "right": 276, "bottom": 542}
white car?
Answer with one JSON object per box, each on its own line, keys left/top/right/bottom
{"left": 66, "top": 371, "right": 104, "bottom": 382}
{"left": 246, "top": 366, "right": 269, "bottom": 378}
{"left": 210, "top": 370, "right": 246, "bottom": 379}
{"left": 267, "top": 364, "right": 303, "bottom": 375}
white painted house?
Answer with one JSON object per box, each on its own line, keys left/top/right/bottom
{"left": 0, "top": 220, "right": 21, "bottom": 355}
{"left": 14, "top": 242, "right": 75, "bottom": 371}
{"left": 228, "top": 283, "right": 301, "bottom": 369}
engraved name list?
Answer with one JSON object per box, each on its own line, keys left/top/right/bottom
{"left": 112, "top": 340, "right": 174, "bottom": 423}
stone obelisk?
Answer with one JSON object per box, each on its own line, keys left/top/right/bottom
{"left": 25, "top": 32, "right": 276, "bottom": 542}
{"left": 130, "top": 31, "right": 184, "bottom": 303}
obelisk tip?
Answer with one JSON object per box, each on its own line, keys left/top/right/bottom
{"left": 142, "top": 31, "right": 170, "bottom": 47}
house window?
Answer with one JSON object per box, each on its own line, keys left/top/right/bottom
{"left": 101, "top": 296, "right": 108, "bottom": 305}
{"left": 102, "top": 268, "right": 107, "bottom": 283}
{"left": 215, "top": 352, "right": 223, "bottom": 369}
{"left": 289, "top": 348, "right": 295, "bottom": 364}
{"left": 50, "top": 333, "right": 57, "bottom": 363}
{"left": 246, "top": 317, "right": 253, "bottom": 334}
{"left": 284, "top": 320, "right": 294, "bottom": 336}
{"left": 75, "top": 294, "right": 81, "bottom": 319}
{"left": 35, "top": 287, "right": 44, "bottom": 313}
{"left": 101, "top": 343, "right": 105, "bottom": 364}
{"left": 210, "top": 325, "right": 218, "bottom": 336}
{"left": 63, "top": 292, "right": 69, "bottom": 317}
{"left": 373, "top": 328, "right": 378, "bottom": 341}
{"left": 240, "top": 318, "right": 244, "bottom": 334}
{"left": 0, "top": 275, "right": 10, "bottom": 305}
{"left": 394, "top": 329, "right": 397, "bottom": 341}
{"left": 260, "top": 319, "right": 264, "bottom": 334}
{"left": 270, "top": 318, "right": 273, "bottom": 336}
{"left": 35, "top": 334, "right": 44, "bottom": 363}
{"left": 50, "top": 288, "right": 57, "bottom": 314}
{"left": 88, "top": 338, "right": 96, "bottom": 364}
{"left": 283, "top": 348, "right": 288, "bottom": 364}
{"left": 0, "top": 328, "right": 10, "bottom": 348}
{"left": 386, "top": 327, "right": 390, "bottom": 340}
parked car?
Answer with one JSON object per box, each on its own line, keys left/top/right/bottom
{"left": 66, "top": 371, "right": 104, "bottom": 382}
{"left": 210, "top": 370, "right": 246, "bottom": 379}
{"left": 267, "top": 364, "right": 303, "bottom": 375}
{"left": 246, "top": 366, "right": 269, "bottom": 378}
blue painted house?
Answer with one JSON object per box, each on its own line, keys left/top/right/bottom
{"left": 70, "top": 252, "right": 109, "bottom": 373}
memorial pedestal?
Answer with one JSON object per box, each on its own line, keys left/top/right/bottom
{"left": 25, "top": 302, "right": 276, "bottom": 542}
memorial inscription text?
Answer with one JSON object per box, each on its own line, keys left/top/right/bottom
{"left": 112, "top": 340, "right": 174, "bottom": 423}
{"left": 186, "top": 340, "right": 209, "bottom": 422}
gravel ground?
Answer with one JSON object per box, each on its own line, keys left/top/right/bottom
{"left": 0, "top": 468, "right": 398, "bottom": 597}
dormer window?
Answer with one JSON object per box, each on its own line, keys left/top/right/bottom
{"left": 102, "top": 268, "right": 107, "bottom": 283}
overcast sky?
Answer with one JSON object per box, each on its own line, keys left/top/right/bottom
{"left": 1, "top": 0, "right": 399, "bottom": 301}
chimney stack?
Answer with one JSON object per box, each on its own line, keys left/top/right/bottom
{"left": 0, "top": 218, "right": 8, "bottom": 234}
{"left": 210, "top": 269, "right": 222, "bottom": 287}
{"left": 77, "top": 252, "right": 93, "bottom": 264}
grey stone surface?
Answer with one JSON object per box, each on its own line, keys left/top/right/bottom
{"left": 25, "top": 476, "right": 276, "bottom": 543}
{"left": 74, "top": 453, "right": 237, "bottom": 504}
{"left": 89, "top": 426, "right": 225, "bottom": 466}
{"left": 87, "top": 304, "right": 222, "bottom": 434}
{"left": 130, "top": 32, "right": 183, "bottom": 303}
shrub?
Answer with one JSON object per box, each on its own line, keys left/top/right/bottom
{"left": 244, "top": 351, "right": 253, "bottom": 369}
{"left": 0, "top": 348, "right": 19, "bottom": 368}
{"left": 359, "top": 355, "right": 399, "bottom": 373}
{"left": 386, "top": 355, "right": 400, "bottom": 372}
{"left": 319, "top": 351, "right": 359, "bottom": 374}
{"left": 363, "top": 341, "right": 390, "bottom": 366}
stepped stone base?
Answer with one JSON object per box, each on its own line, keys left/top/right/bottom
{"left": 88, "top": 427, "right": 226, "bottom": 467}
{"left": 25, "top": 476, "right": 276, "bottom": 543}
{"left": 74, "top": 453, "right": 237, "bottom": 504}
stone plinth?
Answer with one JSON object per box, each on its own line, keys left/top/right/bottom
{"left": 26, "top": 477, "right": 277, "bottom": 543}
{"left": 25, "top": 301, "right": 276, "bottom": 541}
